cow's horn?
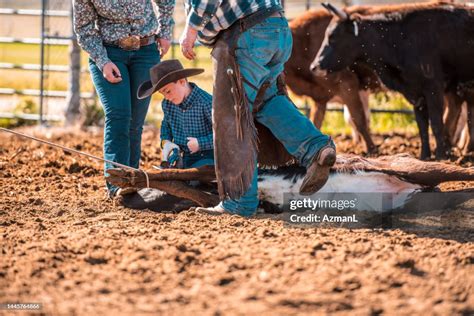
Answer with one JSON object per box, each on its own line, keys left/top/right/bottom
{"left": 322, "top": 2, "right": 348, "bottom": 20}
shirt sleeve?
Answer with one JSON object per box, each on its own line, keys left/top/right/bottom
{"left": 196, "top": 133, "right": 213, "bottom": 151}
{"left": 154, "top": 0, "right": 176, "bottom": 40}
{"left": 196, "top": 96, "right": 213, "bottom": 151}
{"left": 72, "top": 0, "right": 110, "bottom": 71}
{"left": 186, "top": 0, "right": 220, "bottom": 31}
{"left": 160, "top": 105, "right": 173, "bottom": 146}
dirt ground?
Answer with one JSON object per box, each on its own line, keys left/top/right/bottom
{"left": 1, "top": 127, "right": 473, "bottom": 315}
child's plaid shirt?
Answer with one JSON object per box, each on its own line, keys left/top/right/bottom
{"left": 160, "top": 83, "right": 213, "bottom": 154}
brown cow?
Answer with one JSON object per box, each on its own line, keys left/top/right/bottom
{"left": 285, "top": 9, "right": 380, "bottom": 154}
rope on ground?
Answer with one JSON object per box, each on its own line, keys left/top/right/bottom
{"left": 0, "top": 127, "right": 150, "bottom": 188}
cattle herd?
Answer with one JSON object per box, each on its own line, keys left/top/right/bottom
{"left": 285, "top": 1, "right": 474, "bottom": 160}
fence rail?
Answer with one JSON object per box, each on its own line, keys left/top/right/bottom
{"left": 0, "top": 62, "right": 89, "bottom": 73}
{"left": 0, "top": 36, "right": 71, "bottom": 45}
{"left": 0, "top": 8, "right": 69, "bottom": 17}
{"left": 0, "top": 88, "right": 94, "bottom": 99}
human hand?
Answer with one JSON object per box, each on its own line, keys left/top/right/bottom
{"left": 187, "top": 137, "right": 199, "bottom": 154}
{"left": 102, "top": 62, "right": 122, "bottom": 83}
{"left": 156, "top": 37, "right": 171, "bottom": 57}
{"left": 162, "top": 140, "right": 180, "bottom": 161}
{"left": 179, "top": 25, "right": 198, "bottom": 60}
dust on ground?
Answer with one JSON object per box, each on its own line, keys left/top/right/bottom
{"left": 1, "top": 127, "right": 473, "bottom": 315}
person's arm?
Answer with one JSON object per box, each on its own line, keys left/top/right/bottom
{"left": 196, "top": 98, "right": 213, "bottom": 151}
{"left": 186, "top": 0, "right": 219, "bottom": 32}
{"left": 72, "top": 0, "right": 110, "bottom": 71}
{"left": 196, "top": 133, "right": 213, "bottom": 151}
{"left": 160, "top": 106, "right": 173, "bottom": 147}
{"left": 180, "top": 0, "right": 219, "bottom": 59}
{"left": 154, "top": 0, "right": 175, "bottom": 56}
{"left": 154, "top": 0, "right": 175, "bottom": 40}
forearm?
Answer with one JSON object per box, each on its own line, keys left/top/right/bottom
{"left": 196, "top": 133, "right": 213, "bottom": 151}
{"left": 154, "top": 0, "right": 176, "bottom": 40}
{"left": 160, "top": 120, "right": 173, "bottom": 146}
{"left": 186, "top": 0, "right": 219, "bottom": 31}
{"left": 73, "top": 0, "right": 110, "bottom": 70}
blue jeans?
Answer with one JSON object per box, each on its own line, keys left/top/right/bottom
{"left": 183, "top": 150, "right": 214, "bottom": 168}
{"left": 221, "top": 16, "right": 333, "bottom": 216}
{"left": 89, "top": 43, "right": 160, "bottom": 195}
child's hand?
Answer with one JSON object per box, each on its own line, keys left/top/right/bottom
{"left": 162, "top": 140, "right": 179, "bottom": 161}
{"left": 187, "top": 137, "right": 199, "bottom": 154}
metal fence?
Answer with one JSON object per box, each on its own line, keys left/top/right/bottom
{"left": 0, "top": 0, "right": 82, "bottom": 124}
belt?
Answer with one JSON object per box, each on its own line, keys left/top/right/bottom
{"left": 105, "top": 35, "right": 156, "bottom": 51}
{"left": 238, "top": 8, "right": 284, "bottom": 35}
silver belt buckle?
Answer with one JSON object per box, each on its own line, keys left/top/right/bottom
{"left": 118, "top": 35, "right": 141, "bottom": 51}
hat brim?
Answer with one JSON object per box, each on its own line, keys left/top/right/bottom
{"left": 137, "top": 68, "right": 205, "bottom": 99}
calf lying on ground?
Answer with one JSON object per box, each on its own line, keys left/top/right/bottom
{"left": 106, "top": 154, "right": 473, "bottom": 213}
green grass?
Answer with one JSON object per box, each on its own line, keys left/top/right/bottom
{"left": 299, "top": 91, "right": 418, "bottom": 136}
{"left": 0, "top": 42, "right": 418, "bottom": 134}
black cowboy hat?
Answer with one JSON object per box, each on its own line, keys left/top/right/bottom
{"left": 137, "top": 59, "right": 204, "bottom": 99}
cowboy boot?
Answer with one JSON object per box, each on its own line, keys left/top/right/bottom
{"left": 299, "top": 139, "right": 336, "bottom": 195}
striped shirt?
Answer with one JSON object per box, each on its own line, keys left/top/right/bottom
{"left": 185, "top": 0, "right": 282, "bottom": 46}
{"left": 160, "top": 83, "right": 214, "bottom": 154}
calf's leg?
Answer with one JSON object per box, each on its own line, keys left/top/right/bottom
{"left": 106, "top": 166, "right": 219, "bottom": 207}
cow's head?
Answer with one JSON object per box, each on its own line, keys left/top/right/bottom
{"left": 311, "top": 3, "right": 362, "bottom": 74}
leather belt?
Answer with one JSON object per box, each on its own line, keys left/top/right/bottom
{"left": 105, "top": 35, "right": 156, "bottom": 51}
{"left": 238, "top": 8, "right": 284, "bottom": 36}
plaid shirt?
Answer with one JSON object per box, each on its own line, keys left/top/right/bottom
{"left": 160, "top": 83, "right": 213, "bottom": 154}
{"left": 185, "top": 0, "right": 282, "bottom": 46}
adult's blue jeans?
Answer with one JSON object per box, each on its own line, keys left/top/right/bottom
{"left": 221, "top": 16, "right": 334, "bottom": 216}
{"left": 89, "top": 43, "right": 160, "bottom": 195}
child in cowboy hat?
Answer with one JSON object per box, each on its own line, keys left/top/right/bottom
{"left": 138, "top": 59, "right": 214, "bottom": 168}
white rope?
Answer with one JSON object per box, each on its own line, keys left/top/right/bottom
{"left": 1, "top": 127, "right": 150, "bottom": 188}
{"left": 143, "top": 171, "right": 150, "bottom": 188}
